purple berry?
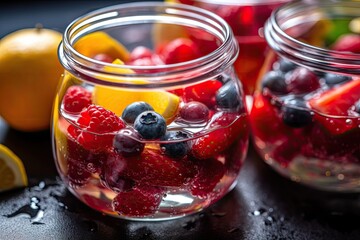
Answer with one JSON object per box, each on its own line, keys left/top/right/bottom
{"left": 286, "top": 67, "right": 320, "bottom": 94}
{"left": 113, "top": 128, "right": 145, "bottom": 156}
{"left": 180, "top": 101, "right": 209, "bottom": 123}
{"left": 101, "top": 153, "right": 134, "bottom": 193}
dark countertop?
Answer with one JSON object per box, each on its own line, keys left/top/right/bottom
{"left": 1, "top": 1, "right": 360, "bottom": 240}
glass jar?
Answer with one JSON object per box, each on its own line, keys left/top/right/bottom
{"left": 250, "top": 0, "right": 360, "bottom": 192}
{"left": 168, "top": 0, "right": 290, "bottom": 95}
{"left": 51, "top": 2, "right": 249, "bottom": 220}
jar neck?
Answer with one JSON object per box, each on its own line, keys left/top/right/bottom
{"left": 265, "top": 0, "right": 360, "bottom": 75}
{"left": 59, "top": 2, "right": 238, "bottom": 88}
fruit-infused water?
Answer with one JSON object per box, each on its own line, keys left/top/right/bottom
{"left": 168, "top": 0, "right": 290, "bottom": 95}
{"left": 52, "top": 2, "right": 249, "bottom": 220}
{"left": 250, "top": 1, "right": 360, "bottom": 191}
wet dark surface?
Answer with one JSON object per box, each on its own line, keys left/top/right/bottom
{"left": 1, "top": 117, "right": 360, "bottom": 240}
{"left": 1, "top": 1, "right": 360, "bottom": 239}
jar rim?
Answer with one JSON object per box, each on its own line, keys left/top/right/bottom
{"left": 59, "top": 1, "right": 239, "bottom": 88}
{"left": 265, "top": 0, "right": 360, "bottom": 75}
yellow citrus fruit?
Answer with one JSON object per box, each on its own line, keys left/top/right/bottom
{"left": 0, "top": 144, "right": 28, "bottom": 192}
{"left": 74, "top": 31, "right": 130, "bottom": 62}
{"left": 93, "top": 60, "right": 180, "bottom": 123}
{"left": 0, "top": 27, "right": 63, "bottom": 131}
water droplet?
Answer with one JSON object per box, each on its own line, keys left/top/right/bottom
{"left": 83, "top": 220, "right": 98, "bottom": 232}
{"left": 252, "top": 208, "right": 266, "bottom": 216}
{"left": 337, "top": 174, "right": 345, "bottom": 180}
{"left": 345, "top": 119, "right": 352, "bottom": 125}
{"left": 5, "top": 197, "right": 45, "bottom": 224}
{"left": 182, "top": 218, "right": 197, "bottom": 230}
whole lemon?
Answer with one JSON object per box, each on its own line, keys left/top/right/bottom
{"left": 0, "top": 27, "right": 63, "bottom": 131}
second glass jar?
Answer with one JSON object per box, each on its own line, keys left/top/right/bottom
{"left": 250, "top": 0, "right": 360, "bottom": 192}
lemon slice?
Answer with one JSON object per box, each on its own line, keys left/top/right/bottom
{"left": 93, "top": 60, "right": 180, "bottom": 123}
{"left": 74, "top": 31, "right": 130, "bottom": 62}
{"left": 0, "top": 144, "right": 28, "bottom": 192}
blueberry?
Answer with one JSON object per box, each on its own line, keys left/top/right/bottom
{"left": 281, "top": 98, "right": 313, "bottom": 128}
{"left": 134, "top": 111, "right": 166, "bottom": 139}
{"left": 160, "top": 131, "right": 190, "bottom": 158}
{"left": 215, "top": 81, "right": 242, "bottom": 109}
{"left": 324, "top": 73, "right": 351, "bottom": 86}
{"left": 278, "top": 58, "right": 297, "bottom": 73}
{"left": 355, "top": 100, "right": 360, "bottom": 114}
{"left": 261, "top": 71, "right": 288, "bottom": 95}
{"left": 122, "top": 101, "right": 154, "bottom": 124}
{"left": 113, "top": 128, "right": 145, "bottom": 156}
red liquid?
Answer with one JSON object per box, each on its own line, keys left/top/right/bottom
{"left": 174, "top": 0, "right": 290, "bottom": 95}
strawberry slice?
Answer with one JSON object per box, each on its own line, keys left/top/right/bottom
{"left": 191, "top": 111, "right": 248, "bottom": 159}
{"left": 249, "top": 93, "right": 291, "bottom": 143}
{"left": 309, "top": 79, "right": 360, "bottom": 116}
{"left": 121, "top": 149, "right": 198, "bottom": 187}
{"left": 183, "top": 79, "right": 222, "bottom": 108}
{"left": 309, "top": 79, "right": 360, "bottom": 135}
{"left": 190, "top": 158, "right": 225, "bottom": 199}
{"left": 331, "top": 34, "right": 360, "bottom": 53}
{"left": 112, "top": 185, "right": 164, "bottom": 217}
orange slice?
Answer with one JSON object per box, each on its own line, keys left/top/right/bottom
{"left": 74, "top": 31, "right": 130, "bottom": 62}
{"left": 93, "top": 60, "right": 180, "bottom": 123}
{"left": 0, "top": 144, "right": 28, "bottom": 192}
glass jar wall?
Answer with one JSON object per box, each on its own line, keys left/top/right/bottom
{"left": 52, "top": 2, "right": 249, "bottom": 220}
{"left": 250, "top": 0, "right": 360, "bottom": 192}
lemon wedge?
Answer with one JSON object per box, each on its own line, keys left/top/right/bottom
{"left": 74, "top": 31, "right": 130, "bottom": 62}
{"left": 93, "top": 59, "right": 180, "bottom": 123}
{"left": 0, "top": 144, "right": 28, "bottom": 192}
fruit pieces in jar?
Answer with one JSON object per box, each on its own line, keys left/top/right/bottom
{"left": 251, "top": 51, "right": 360, "bottom": 168}
{"left": 56, "top": 38, "right": 248, "bottom": 217}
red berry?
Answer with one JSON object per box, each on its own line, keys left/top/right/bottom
{"left": 66, "top": 156, "right": 91, "bottom": 188}
{"left": 183, "top": 79, "right": 222, "bottom": 108}
{"left": 179, "top": 101, "right": 210, "bottom": 123}
{"left": 121, "top": 149, "right": 198, "bottom": 187}
{"left": 68, "top": 104, "right": 126, "bottom": 151}
{"left": 286, "top": 67, "right": 320, "bottom": 94}
{"left": 190, "top": 158, "right": 225, "bottom": 199}
{"left": 331, "top": 34, "right": 360, "bottom": 53}
{"left": 67, "top": 134, "right": 106, "bottom": 174}
{"left": 63, "top": 86, "right": 92, "bottom": 113}
{"left": 159, "top": 38, "right": 201, "bottom": 64}
{"left": 129, "top": 46, "right": 153, "bottom": 61}
{"left": 191, "top": 111, "right": 248, "bottom": 159}
{"left": 112, "top": 185, "right": 164, "bottom": 217}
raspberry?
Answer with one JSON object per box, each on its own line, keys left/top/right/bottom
{"left": 112, "top": 185, "right": 164, "bottom": 217}
{"left": 69, "top": 104, "right": 125, "bottom": 151}
{"left": 63, "top": 86, "right": 92, "bottom": 113}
